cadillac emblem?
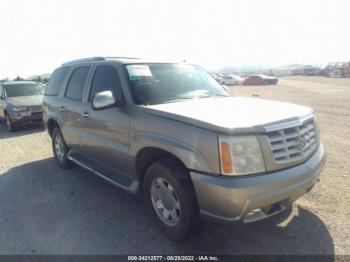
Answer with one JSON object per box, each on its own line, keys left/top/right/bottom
{"left": 298, "top": 136, "right": 306, "bottom": 152}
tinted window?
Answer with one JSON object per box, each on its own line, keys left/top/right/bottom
{"left": 89, "top": 66, "right": 122, "bottom": 101}
{"left": 4, "top": 83, "right": 45, "bottom": 97}
{"left": 65, "top": 67, "right": 90, "bottom": 100}
{"left": 45, "top": 67, "right": 68, "bottom": 96}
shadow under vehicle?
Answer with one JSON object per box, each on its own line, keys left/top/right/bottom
{"left": 0, "top": 158, "right": 334, "bottom": 255}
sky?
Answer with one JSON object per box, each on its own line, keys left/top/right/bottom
{"left": 0, "top": 0, "right": 349, "bottom": 79}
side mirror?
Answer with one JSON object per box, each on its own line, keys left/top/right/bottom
{"left": 91, "top": 90, "right": 122, "bottom": 110}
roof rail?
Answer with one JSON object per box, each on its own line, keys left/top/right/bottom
{"left": 104, "top": 57, "right": 140, "bottom": 60}
{"left": 62, "top": 57, "right": 106, "bottom": 66}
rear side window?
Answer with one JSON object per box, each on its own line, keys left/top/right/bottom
{"left": 65, "top": 67, "right": 90, "bottom": 100}
{"left": 45, "top": 67, "right": 69, "bottom": 96}
{"left": 89, "top": 65, "right": 123, "bottom": 101}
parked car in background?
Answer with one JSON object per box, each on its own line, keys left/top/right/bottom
{"left": 243, "top": 75, "right": 264, "bottom": 85}
{"left": 301, "top": 65, "right": 322, "bottom": 76}
{"left": 43, "top": 57, "right": 325, "bottom": 240}
{"left": 222, "top": 74, "right": 244, "bottom": 85}
{"left": 260, "top": 74, "right": 278, "bottom": 85}
{"left": 0, "top": 81, "right": 45, "bottom": 131}
{"left": 323, "top": 62, "right": 350, "bottom": 78}
{"left": 244, "top": 74, "right": 278, "bottom": 85}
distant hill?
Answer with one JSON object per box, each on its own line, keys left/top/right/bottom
{"left": 26, "top": 73, "right": 51, "bottom": 81}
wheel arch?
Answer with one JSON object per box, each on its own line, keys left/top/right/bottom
{"left": 132, "top": 133, "right": 214, "bottom": 181}
{"left": 47, "top": 118, "right": 60, "bottom": 137}
{"left": 135, "top": 147, "right": 188, "bottom": 183}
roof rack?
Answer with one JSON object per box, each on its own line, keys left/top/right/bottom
{"left": 62, "top": 56, "right": 140, "bottom": 66}
{"left": 62, "top": 57, "right": 105, "bottom": 66}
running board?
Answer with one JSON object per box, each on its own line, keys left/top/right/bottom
{"left": 67, "top": 151, "right": 139, "bottom": 194}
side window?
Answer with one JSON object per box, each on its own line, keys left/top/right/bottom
{"left": 89, "top": 65, "right": 122, "bottom": 101}
{"left": 45, "top": 67, "right": 69, "bottom": 96}
{"left": 65, "top": 67, "right": 90, "bottom": 100}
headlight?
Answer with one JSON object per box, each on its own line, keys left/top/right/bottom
{"left": 12, "top": 106, "right": 29, "bottom": 112}
{"left": 219, "top": 135, "right": 266, "bottom": 176}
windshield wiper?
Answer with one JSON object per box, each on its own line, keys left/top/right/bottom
{"left": 143, "top": 93, "right": 229, "bottom": 105}
{"left": 144, "top": 97, "right": 193, "bottom": 105}
{"left": 211, "top": 93, "right": 230, "bottom": 97}
{"left": 194, "top": 93, "right": 230, "bottom": 99}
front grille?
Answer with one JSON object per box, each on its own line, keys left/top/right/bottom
{"left": 267, "top": 118, "right": 318, "bottom": 164}
{"left": 30, "top": 105, "right": 42, "bottom": 112}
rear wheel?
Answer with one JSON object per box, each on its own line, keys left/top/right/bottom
{"left": 144, "top": 159, "right": 203, "bottom": 240}
{"left": 52, "top": 127, "right": 72, "bottom": 169}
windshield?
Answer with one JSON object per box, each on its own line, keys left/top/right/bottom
{"left": 4, "top": 83, "right": 45, "bottom": 97}
{"left": 126, "top": 64, "right": 229, "bottom": 105}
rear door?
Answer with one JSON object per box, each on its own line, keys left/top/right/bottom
{"left": 59, "top": 66, "right": 91, "bottom": 150}
{"left": 80, "top": 64, "right": 130, "bottom": 174}
{"left": 43, "top": 67, "right": 69, "bottom": 127}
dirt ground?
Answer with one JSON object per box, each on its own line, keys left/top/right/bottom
{"left": 0, "top": 76, "right": 349, "bottom": 255}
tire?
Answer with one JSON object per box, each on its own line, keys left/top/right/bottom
{"left": 5, "top": 113, "right": 16, "bottom": 132}
{"left": 52, "top": 127, "right": 72, "bottom": 169}
{"left": 144, "top": 158, "right": 203, "bottom": 240}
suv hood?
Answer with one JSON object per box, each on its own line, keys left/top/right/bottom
{"left": 6, "top": 95, "right": 43, "bottom": 107}
{"left": 142, "top": 96, "right": 313, "bottom": 133}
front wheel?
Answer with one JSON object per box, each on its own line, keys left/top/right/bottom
{"left": 144, "top": 159, "right": 203, "bottom": 240}
{"left": 52, "top": 127, "right": 72, "bottom": 169}
{"left": 5, "top": 113, "right": 16, "bottom": 132}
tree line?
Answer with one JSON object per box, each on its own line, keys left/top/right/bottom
{"left": 10, "top": 76, "right": 49, "bottom": 83}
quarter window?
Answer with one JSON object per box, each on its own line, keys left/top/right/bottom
{"left": 89, "top": 65, "right": 122, "bottom": 101}
{"left": 65, "top": 67, "right": 90, "bottom": 100}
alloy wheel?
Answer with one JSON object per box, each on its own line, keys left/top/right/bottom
{"left": 151, "top": 178, "right": 181, "bottom": 227}
{"left": 54, "top": 134, "right": 65, "bottom": 162}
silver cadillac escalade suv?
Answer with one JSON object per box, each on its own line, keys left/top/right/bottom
{"left": 43, "top": 57, "right": 325, "bottom": 240}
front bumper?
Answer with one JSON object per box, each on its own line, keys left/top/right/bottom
{"left": 190, "top": 144, "right": 325, "bottom": 223}
{"left": 10, "top": 111, "right": 43, "bottom": 126}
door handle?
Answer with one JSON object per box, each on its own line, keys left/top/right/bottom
{"left": 82, "top": 112, "right": 89, "bottom": 118}
{"left": 59, "top": 106, "right": 65, "bottom": 111}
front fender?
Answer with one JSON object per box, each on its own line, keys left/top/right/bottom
{"left": 130, "top": 132, "right": 215, "bottom": 173}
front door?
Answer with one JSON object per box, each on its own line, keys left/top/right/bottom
{"left": 80, "top": 65, "right": 130, "bottom": 174}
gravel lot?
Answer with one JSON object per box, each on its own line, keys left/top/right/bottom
{"left": 0, "top": 76, "right": 349, "bottom": 255}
